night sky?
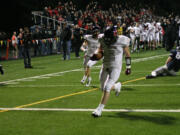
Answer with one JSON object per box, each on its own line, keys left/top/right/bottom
{"left": 0, "top": 0, "right": 41, "bottom": 33}
{"left": 0, "top": 0, "right": 180, "bottom": 33}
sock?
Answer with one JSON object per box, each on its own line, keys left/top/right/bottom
{"left": 82, "top": 75, "right": 87, "bottom": 81}
{"left": 151, "top": 71, "right": 157, "bottom": 77}
{"left": 98, "top": 104, "right": 105, "bottom": 110}
{"left": 88, "top": 77, "right": 92, "bottom": 81}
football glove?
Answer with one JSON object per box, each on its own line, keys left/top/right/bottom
{"left": 125, "top": 68, "right": 131, "bottom": 75}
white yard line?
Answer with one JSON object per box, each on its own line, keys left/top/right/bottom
{"left": 131, "top": 54, "right": 168, "bottom": 62}
{"left": 5, "top": 83, "right": 180, "bottom": 88}
{"left": 7, "top": 84, "right": 85, "bottom": 87}
{"left": 0, "top": 69, "right": 82, "bottom": 85}
{"left": 0, "top": 108, "right": 180, "bottom": 112}
{"left": 0, "top": 54, "right": 168, "bottom": 85}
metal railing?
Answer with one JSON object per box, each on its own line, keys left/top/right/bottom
{"left": 32, "top": 11, "right": 87, "bottom": 31}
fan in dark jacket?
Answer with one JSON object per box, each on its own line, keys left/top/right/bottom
{"left": 72, "top": 25, "right": 84, "bottom": 58}
{"left": 23, "top": 27, "right": 33, "bottom": 68}
{"left": 165, "top": 18, "right": 178, "bottom": 51}
{"left": 61, "top": 23, "right": 72, "bottom": 60}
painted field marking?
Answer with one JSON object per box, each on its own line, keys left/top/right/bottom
{"left": 0, "top": 77, "right": 146, "bottom": 113}
{"left": 0, "top": 88, "right": 98, "bottom": 113}
{"left": 6, "top": 83, "right": 180, "bottom": 88}
{"left": 0, "top": 69, "right": 82, "bottom": 85}
{"left": 0, "top": 108, "right": 180, "bottom": 112}
{"left": 122, "top": 77, "right": 146, "bottom": 85}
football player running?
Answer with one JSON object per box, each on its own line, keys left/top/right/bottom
{"left": 0, "top": 64, "right": 4, "bottom": 75}
{"left": 92, "top": 27, "right": 131, "bottom": 117}
{"left": 146, "top": 46, "right": 180, "bottom": 79}
{"left": 80, "top": 26, "right": 102, "bottom": 87}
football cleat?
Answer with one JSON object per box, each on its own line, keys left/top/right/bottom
{"left": 25, "top": 65, "right": 33, "bottom": 69}
{"left": 115, "top": 82, "right": 121, "bottom": 96}
{"left": 125, "top": 68, "right": 131, "bottom": 75}
{"left": 0, "top": 65, "right": 4, "bottom": 75}
{"left": 81, "top": 79, "right": 85, "bottom": 84}
{"left": 146, "top": 75, "right": 156, "bottom": 79}
{"left": 92, "top": 108, "right": 102, "bottom": 117}
{"left": 81, "top": 76, "right": 87, "bottom": 84}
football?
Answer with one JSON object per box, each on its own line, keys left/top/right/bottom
{"left": 90, "top": 51, "right": 103, "bottom": 61}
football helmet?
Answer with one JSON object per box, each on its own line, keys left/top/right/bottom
{"left": 92, "top": 26, "right": 100, "bottom": 38}
{"left": 104, "top": 26, "right": 117, "bottom": 46}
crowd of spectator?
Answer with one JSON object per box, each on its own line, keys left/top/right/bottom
{"left": 0, "top": 0, "right": 180, "bottom": 61}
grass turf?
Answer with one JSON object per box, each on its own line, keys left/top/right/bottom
{"left": 0, "top": 48, "right": 180, "bottom": 135}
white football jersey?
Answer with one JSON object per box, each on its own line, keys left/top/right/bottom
{"left": 84, "top": 35, "right": 101, "bottom": 57}
{"left": 100, "top": 35, "right": 130, "bottom": 68}
{"left": 127, "top": 26, "right": 135, "bottom": 38}
{"left": 141, "top": 24, "right": 148, "bottom": 36}
{"left": 155, "top": 23, "right": 162, "bottom": 33}
{"left": 134, "top": 26, "right": 141, "bottom": 37}
{"left": 147, "top": 23, "right": 155, "bottom": 35}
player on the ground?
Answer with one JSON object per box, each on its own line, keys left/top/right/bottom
{"left": 146, "top": 46, "right": 180, "bottom": 79}
{"left": 80, "top": 27, "right": 102, "bottom": 87}
{"left": 0, "top": 64, "right": 4, "bottom": 75}
{"left": 92, "top": 26, "right": 131, "bottom": 117}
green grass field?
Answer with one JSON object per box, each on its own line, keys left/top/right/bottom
{"left": 0, "top": 49, "right": 180, "bottom": 135}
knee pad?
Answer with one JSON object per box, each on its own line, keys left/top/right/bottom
{"left": 104, "top": 79, "right": 115, "bottom": 93}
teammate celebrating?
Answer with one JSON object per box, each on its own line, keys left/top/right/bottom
{"left": 146, "top": 46, "right": 180, "bottom": 79}
{"left": 80, "top": 27, "right": 102, "bottom": 87}
{"left": 146, "top": 22, "right": 156, "bottom": 50}
{"left": 92, "top": 27, "right": 131, "bottom": 117}
{"left": 127, "top": 23, "right": 135, "bottom": 53}
{"left": 154, "top": 22, "right": 162, "bottom": 48}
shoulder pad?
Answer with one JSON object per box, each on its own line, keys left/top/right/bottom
{"left": 117, "top": 35, "right": 130, "bottom": 46}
